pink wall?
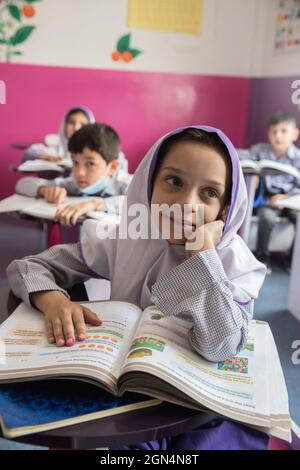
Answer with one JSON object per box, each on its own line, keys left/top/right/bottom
{"left": 0, "top": 63, "right": 251, "bottom": 199}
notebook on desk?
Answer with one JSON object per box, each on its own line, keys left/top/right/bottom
{"left": 17, "top": 159, "right": 73, "bottom": 173}
{"left": 0, "top": 301, "right": 292, "bottom": 442}
{"left": 0, "top": 194, "right": 120, "bottom": 225}
{"left": 0, "top": 379, "right": 160, "bottom": 438}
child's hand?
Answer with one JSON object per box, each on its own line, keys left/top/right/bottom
{"left": 30, "top": 291, "right": 102, "bottom": 347}
{"left": 40, "top": 155, "right": 64, "bottom": 163}
{"left": 38, "top": 186, "right": 68, "bottom": 205}
{"left": 185, "top": 220, "right": 224, "bottom": 258}
{"left": 270, "top": 194, "right": 289, "bottom": 208}
{"left": 55, "top": 199, "right": 106, "bottom": 226}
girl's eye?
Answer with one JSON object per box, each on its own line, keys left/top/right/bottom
{"left": 165, "top": 176, "right": 183, "bottom": 187}
{"left": 202, "top": 188, "right": 218, "bottom": 199}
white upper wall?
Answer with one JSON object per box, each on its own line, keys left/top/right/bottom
{"left": 0, "top": 0, "right": 261, "bottom": 76}
{"left": 1, "top": 0, "right": 297, "bottom": 77}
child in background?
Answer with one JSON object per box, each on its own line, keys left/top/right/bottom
{"left": 23, "top": 106, "right": 95, "bottom": 163}
{"left": 16, "top": 123, "right": 132, "bottom": 224}
{"left": 7, "top": 125, "right": 268, "bottom": 449}
{"left": 244, "top": 112, "right": 300, "bottom": 268}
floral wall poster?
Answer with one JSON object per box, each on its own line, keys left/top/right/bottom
{"left": 0, "top": 0, "right": 42, "bottom": 62}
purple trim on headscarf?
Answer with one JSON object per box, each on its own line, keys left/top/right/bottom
{"left": 234, "top": 298, "right": 252, "bottom": 305}
{"left": 147, "top": 125, "right": 240, "bottom": 235}
{"left": 66, "top": 106, "right": 95, "bottom": 124}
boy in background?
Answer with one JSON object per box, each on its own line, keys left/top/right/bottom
{"left": 243, "top": 112, "right": 300, "bottom": 270}
{"left": 16, "top": 123, "right": 132, "bottom": 225}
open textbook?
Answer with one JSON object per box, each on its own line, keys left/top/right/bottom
{"left": 17, "top": 159, "right": 73, "bottom": 173}
{"left": 239, "top": 158, "right": 300, "bottom": 178}
{"left": 0, "top": 301, "right": 292, "bottom": 441}
{"left": 0, "top": 194, "right": 120, "bottom": 224}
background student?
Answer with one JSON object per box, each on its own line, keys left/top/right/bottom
{"left": 241, "top": 112, "right": 300, "bottom": 268}
{"left": 23, "top": 106, "right": 95, "bottom": 163}
{"left": 16, "top": 123, "right": 132, "bottom": 224}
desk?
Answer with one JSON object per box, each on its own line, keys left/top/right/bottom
{"left": 273, "top": 195, "right": 300, "bottom": 322}
{"left": 11, "top": 142, "right": 34, "bottom": 151}
{"left": 6, "top": 211, "right": 80, "bottom": 248}
{"left": 0, "top": 287, "right": 213, "bottom": 449}
{"left": 9, "top": 164, "right": 71, "bottom": 179}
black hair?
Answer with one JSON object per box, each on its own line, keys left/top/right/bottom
{"left": 68, "top": 123, "right": 120, "bottom": 163}
{"left": 268, "top": 111, "right": 297, "bottom": 127}
{"left": 154, "top": 128, "right": 232, "bottom": 206}
{"left": 65, "top": 107, "right": 91, "bottom": 123}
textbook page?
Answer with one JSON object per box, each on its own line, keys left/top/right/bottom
{"left": 17, "top": 160, "right": 65, "bottom": 173}
{"left": 0, "top": 195, "right": 36, "bottom": 214}
{"left": 240, "top": 160, "right": 300, "bottom": 178}
{"left": 21, "top": 197, "right": 84, "bottom": 220}
{"left": 258, "top": 160, "right": 300, "bottom": 178}
{"left": 0, "top": 302, "right": 142, "bottom": 393}
{"left": 121, "top": 306, "right": 286, "bottom": 429}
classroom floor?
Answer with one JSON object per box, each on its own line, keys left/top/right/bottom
{"left": 0, "top": 214, "right": 299, "bottom": 450}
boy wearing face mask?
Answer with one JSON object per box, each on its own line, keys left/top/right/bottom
{"left": 16, "top": 123, "right": 132, "bottom": 225}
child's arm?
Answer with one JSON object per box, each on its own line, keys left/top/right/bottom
{"left": 16, "top": 176, "right": 52, "bottom": 198}
{"left": 151, "top": 222, "right": 255, "bottom": 362}
{"left": 6, "top": 242, "right": 104, "bottom": 346}
{"left": 22, "top": 144, "right": 63, "bottom": 162}
{"left": 15, "top": 176, "right": 78, "bottom": 204}
{"left": 16, "top": 176, "right": 67, "bottom": 199}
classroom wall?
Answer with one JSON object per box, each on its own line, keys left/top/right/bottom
{"left": 0, "top": 0, "right": 261, "bottom": 76}
{"left": 247, "top": 76, "right": 300, "bottom": 146}
{"left": 246, "top": 0, "right": 300, "bottom": 146}
{"left": 0, "top": 63, "right": 251, "bottom": 198}
{"left": 0, "top": 0, "right": 259, "bottom": 199}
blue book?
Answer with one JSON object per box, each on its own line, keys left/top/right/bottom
{"left": 0, "top": 379, "right": 160, "bottom": 438}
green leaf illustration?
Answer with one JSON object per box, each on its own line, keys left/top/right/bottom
{"left": 9, "top": 25, "right": 35, "bottom": 45}
{"left": 8, "top": 5, "right": 21, "bottom": 22}
{"left": 0, "top": 38, "right": 7, "bottom": 44}
{"left": 12, "top": 50, "right": 23, "bottom": 55}
{"left": 128, "top": 48, "right": 142, "bottom": 58}
{"left": 117, "top": 33, "right": 131, "bottom": 53}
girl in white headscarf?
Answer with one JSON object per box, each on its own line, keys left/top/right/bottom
{"left": 8, "top": 125, "right": 266, "bottom": 357}
{"left": 7, "top": 125, "right": 268, "bottom": 449}
{"left": 22, "top": 106, "right": 95, "bottom": 163}
{"left": 22, "top": 106, "right": 128, "bottom": 171}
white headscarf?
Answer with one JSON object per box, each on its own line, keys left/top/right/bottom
{"left": 81, "top": 125, "right": 266, "bottom": 309}
{"left": 58, "top": 106, "right": 96, "bottom": 156}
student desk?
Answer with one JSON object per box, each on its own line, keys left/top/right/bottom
{"left": 273, "top": 195, "right": 300, "bottom": 322}
{"left": 6, "top": 211, "right": 80, "bottom": 248}
{"left": 9, "top": 164, "right": 71, "bottom": 179}
{"left": 0, "top": 287, "right": 213, "bottom": 449}
{"left": 11, "top": 142, "right": 34, "bottom": 150}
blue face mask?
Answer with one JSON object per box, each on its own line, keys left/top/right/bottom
{"left": 77, "top": 177, "right": 110, "bottom": 196}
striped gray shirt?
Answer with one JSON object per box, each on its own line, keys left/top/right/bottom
{"left": 6, "top": 244, "right": 253, "bottom": 362}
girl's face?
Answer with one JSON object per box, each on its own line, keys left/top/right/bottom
{"left": 72, "top": 146, "right": 119, "bottom": 188}
{"left": 151, "top": 141, "right": 230, "bottom": 245}
{"left": 65, "top": 112, "right": 89, "bottom": 140}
